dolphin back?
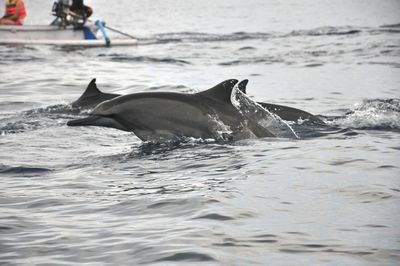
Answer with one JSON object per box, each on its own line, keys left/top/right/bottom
{"left": 237, "top": 79, "right": 324, "bottom": 124}
{"left": 259, "top": 102, "right": 325, "bottom": 124}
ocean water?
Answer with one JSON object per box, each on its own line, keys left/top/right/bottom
{"left": 1, "top": 0, "right": 400, "bottom": 265}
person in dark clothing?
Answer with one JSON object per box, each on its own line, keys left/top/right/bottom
{"left": 70, "top": 0, "right": 92, "bottom": 19}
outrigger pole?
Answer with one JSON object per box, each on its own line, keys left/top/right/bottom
{"left": 101, "top": 24, "right": 137, "bottom": 40}
{"left": 87, "top": 18, "right": 137, "bottom": 40}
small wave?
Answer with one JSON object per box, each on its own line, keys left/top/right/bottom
{"left": 0, "top": 118, "right": 42, "bottom": 134}
{"left": 22, "top": 104, "right": 79, "bottom": 115}
{"left": 140, "top": 31, "right": 271, "bottom": 45}
{"left": 358, "top": 61, "right": 400, "bottom": 68}
{"left": 238, "top": 46, "right": 256, "bottom": 51}
{"left": 332, "top": 99, "right": 400, "bottom": 131}
{"left": 138, "top": 24, "right": 400, "bottom": 48}
{"left": 130, "top": 138, "right": 221, "bottom": 157}
{"left": 380, "top": 23, "right": 400, "bottom": 28}
{"left": 279, "top": 246, "right": 374, "bottom": 256}
{"left": 0, "top": 164, "right": 52, "bottom": 175}
{"left": 193, "top": 213, "right": 234, "bottom": 221}
{"left": 304, "top": 63, "right": 324, "bottom": 67}
{"left": 0, "top": 101, "right": 41, "bottom": 111}
{"left": 155, "top": 252, "right": 215, "bottom": 262}
{"left": 288, "top": 26, "right": 362, "bottom": 37}
{"left": 0, "top": 117, "right": 69, "bottom": 135}
{"left": 142, "top": 27, "right": 369, "bottom": 45}
{"left": 219, "top": 56, "right": 283, "bottom": 66}
{"left": 142, "top": 27, "right": 362, "bottom": 46}
{"left": 0, "top": 104, "right": 82, "bottom": 135}
{"left": 376, "top": 28, "right": 400, "bottom": 34}
{"left": 0, "top": 54, "right": 43, "bottom": 63}
{"left": 97, "top": 53, "right": 190, "bottom": 65}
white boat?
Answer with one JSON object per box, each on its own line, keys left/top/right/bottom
{"left": 0, "top": 0, "right": 137, "bottom": 47}
{"left": 0, "top": 23, "right": 137, "bottom": 46}
{"left": 0, "top": 23, "right": 138, "bottom": 47}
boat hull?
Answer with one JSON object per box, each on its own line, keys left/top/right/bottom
{"left": 0, "top": 38, "right": 137, "bottom": 46}
{"left": 0, "top": 24, "right": 137, "bottom": 46}
{"left": 0, "top": 25, "right": 90, "bottom": 40}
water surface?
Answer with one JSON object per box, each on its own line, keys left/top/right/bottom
{"left": 1, "top": 0, "right": 399, "bottom": 265}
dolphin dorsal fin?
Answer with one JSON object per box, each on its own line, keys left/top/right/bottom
{"left": 238, "top": 79, "right": 248, "bottom": 94}
{"left": 198, "top": 79, "right": 238, "bottom": 104}
{"left": 71, "top": 78, "right": 106, "bottom": 108}
{"left": 82, "top": 78, "right": 102, "bottom": 97}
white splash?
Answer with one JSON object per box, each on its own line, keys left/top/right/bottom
{"left": 207, "top": 114, "right": 234, "bottom": 141}
{"left": 231, "top": 85, "right": 299, "bottom": 139}
{"left": 334, "top": 99, "right": 400, "bottom": 130}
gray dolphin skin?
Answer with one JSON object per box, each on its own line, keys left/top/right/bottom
{"left": 72, "top": 79, "right": 324, "bottom": 124}
{"left": 68, "top": 80, "right": 275, "bottom": 141}
{"left": 238, "top": 79, "right": 325, "bottom": 124}
{"left": 71, "top": 79, "right": 120, "bottom": 110}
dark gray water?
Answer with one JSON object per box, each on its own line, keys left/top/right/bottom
{"left": 1, "top": 0, "right": 400, "bottom": 265}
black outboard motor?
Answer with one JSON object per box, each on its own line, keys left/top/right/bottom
{"left": 52, "top": 0, "right": 70, "bottom": 17}
{"left": 51, "top": 0, "right": 86, "bottom": 28}
{"left": 51, "top": 0, "right": 71, "bottom": 27}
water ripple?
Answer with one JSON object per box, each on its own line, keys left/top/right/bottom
{"left": 155, "top": 252, "right": 215, "bottom": 262}
{"left": 97, "top": 53, "right": 191, "bottom": 65}
{"left": 0, "top": 164, "right": 52, "bottom": 175}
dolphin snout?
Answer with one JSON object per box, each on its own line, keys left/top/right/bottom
{"left": 67, "top": 115, "right": 100, "bottom": 127}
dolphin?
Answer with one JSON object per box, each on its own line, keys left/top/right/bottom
{"left": 67, "top": 79, "right": 275, "bottom": 142}
{"left": 70, "top": 79, "right": 324, "bottom": 124}
{"left": 71, "top": 79, "right": 120, "bottom": 110}
{"left": 238, "top": 80, "right": 325, "bottom": 124}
